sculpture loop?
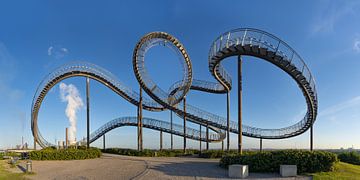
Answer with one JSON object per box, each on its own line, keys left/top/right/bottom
{"left": 133, "top": 32, "right": 192, "bottom": 107}
{"left": 31, "top": 28, "right": 317, "bottom": 148}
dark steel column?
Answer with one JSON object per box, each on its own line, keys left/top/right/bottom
{"left": 183, "top": 97, "right": 187, "bottom": 153}
{"left": 260, "top": 138, "right": 263, "bottom": 152}
{"left": 103, "top": 134, "right": 106, "bottom": 150}
{"left": 227, "top": 92, "right": 230, "bottom": 151}
{"left": 138, "top": 87, "right": 143, "bottom": 151}
{"left": 222, "top": 141, "right": 224, "bottom": 151}
{"left": 206, "top": 124, "right": 209, "bottom": 150}
{"left": 34, "top": 139, "right": 36, "bottom": 150}
{"left": 310, "top": 125, "right": 313, "bottom": 151}
{"left": 160, "top": 130, "right": 163, "bottom": 150}
{"left": 170, "top": 111, "right": 173, "bottom": 150}
{"left": 238, "top": 56, "right": 243, "bottom": 154}
{"left": 86, "top": 77, "right": 90, "bottom": 149}
{"left": 199, "top": 125, "right": 202, "bottom": 153}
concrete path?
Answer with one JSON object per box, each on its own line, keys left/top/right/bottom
{"left": 23, "top": 153, "right": 311, "bottom": 180}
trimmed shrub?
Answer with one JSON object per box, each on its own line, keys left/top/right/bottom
{"left": 29, "top": 147, "right": 101, "bottom": 160}
{"left": 0, "top": 152, "right": 20, "bottom": 160}
{"left": 199, "top": 150, "right": 227, "bottom": 158}
{"left": 199, "top": 150, "right": 259, "bottom": 158}
{"left": 338, "top": 151, "right": 360, "bottom": 165}
{"left": 102, "top": 148, "right": 199, "bottom": 157}
{"left": 220, "top": 150, "right": 338, "bottom": 173}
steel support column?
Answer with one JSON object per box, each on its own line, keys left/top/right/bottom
{"left": 206, "top": 124, "right": 209, "bottom": 150}
{"left": 160, "top": 130, "right": 163, "bottom": 150}
{"left": 103, "top": 134, "right": 106, "bottom": 150}
{"left": 183, "top": 97, "right": 187, "bottom": 153}
{"left": 86, "top": 77, "right": 90, "bottom": 149}
{"left": 227, "top": 92, "right": 230, "bottom": 151}
{"left": 310, "top": 125, "right": 313, "bottom": 151}
{"left": 170, "top": 111, "right": 173, "bottom": 150}
{"left": 260, "top": 138, "right": 263, "bottom": 152}
{"left": 238, "top": 55, "right": 243, "bottom": 154}
{"left": 34, "top": 139, "right": 36, "bottom": 150}
{"left": 137, "top": 86, "right": 143, "bottom": 151}
{"left": 199, "top": 125, "right": 202, "bottom": 153}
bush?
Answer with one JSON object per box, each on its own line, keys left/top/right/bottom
{"left": 199, "top": 150, "right": 227, "bottom": 158}
{"left": 29, "top": 147, "right": 101, "bottom": 160}
{"left": 0, "top": 152, "right": 20, "bottom": 160}
{"left": 338, "top": 151, "right": 360, "bottom": 165}
{"left": 102, "top": 148, "right": 199, "bottom": 157}
{"left": 220, "top": 150, "right": 338, "bottom": 173}
{"left": 199, "top": 150, "right": 260, "bottom": 158}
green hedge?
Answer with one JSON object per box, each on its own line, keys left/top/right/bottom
{"left": 337, "top": 151, "right": 360, "bottom": 165}
{"left": 220, "top": 150, "right": 338, "bottom": 173}
{"left": 199, "top": 150, "right": 263, "bottom": 158}
{"left": 29, "top": 148, "right": 101, "bottom": 160}
{"left": 0, "top": 152, "right": 20, "bottom": 160}
{"left": 102, "top": 148, "right": 199, "bottom": 157}
{"left": 199, "top": 150, "right": 225, "bottom": 158}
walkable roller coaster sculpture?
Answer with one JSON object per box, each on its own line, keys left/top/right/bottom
{"left": 31, "top": 28, "right": 318, "bottom": 151}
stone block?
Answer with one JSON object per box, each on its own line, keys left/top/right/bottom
{"left": 228, "top": 164, "right": 248, "bottom": 178}
{"left": 280, "top": 165, "right": 297, "bottom": 177}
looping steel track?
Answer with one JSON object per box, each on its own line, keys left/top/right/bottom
{"left": 31, "top": 28, "right": 317, "bottom": 148}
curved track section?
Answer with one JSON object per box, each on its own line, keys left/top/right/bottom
{"left": 208, "top": 28, "right": 317, "bottom": 138}
{"left": 31, "top": 62, "right": 223, "bottom": 147}
{"left": 133, "top": 32, "right": 193, "bottom": 107}
{"left": 88, "top": 117, "right": 219, "bottom": 144}
{"left": 32, "top": 28, "right": 317, "bottom": 148}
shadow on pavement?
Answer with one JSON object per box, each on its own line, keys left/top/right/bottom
{"left": 149, "top": 160, "right": 311, "bottom": 179}
{"left": 16, "top": 164, "right": 26, "bottom": 173}
{"left": 150, "top": 160, "right": 227, "bottom": 178}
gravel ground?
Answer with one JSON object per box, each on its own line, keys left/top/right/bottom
{"left": 22, "top": 153, "right": 311, "bottom": 180}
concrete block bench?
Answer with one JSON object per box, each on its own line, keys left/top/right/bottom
{"left": 9, "top": 157, "right": 19, "bottom": 165}
{"left": 280, "top": 165, "right": 297, "bottom": 177}
{"left": 228, "top": 164, "right": 248, "bottom": 178}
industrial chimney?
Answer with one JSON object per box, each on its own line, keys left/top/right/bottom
{"left": 65, "top": 127, "right": 69, "bottom": 148}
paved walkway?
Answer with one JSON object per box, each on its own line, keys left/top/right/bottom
{"left": 22, "top": 153, "right": 311, "bottom": 180}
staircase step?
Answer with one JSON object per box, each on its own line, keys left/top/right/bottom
{"left": 251, "top": 45, "right": 260, "bottom": 54}
{"left": 259, "top": 47, "right": 267, "bottom": 56}
{"left": 243, "top": 44, "right": 251, "bottom": 52}
{"left": 235, "top": 45, "right": 245, "bottom": 53}
{"left": 267, "top": 51, "right": 276, "bottom": 58}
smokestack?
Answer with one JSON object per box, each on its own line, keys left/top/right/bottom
{"left": 66, "top": 127, "right": 69, "bottom": 148}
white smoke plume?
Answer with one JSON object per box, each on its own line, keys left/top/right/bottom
{"left": 59, "top": 83, "right": 84, "bottom": 145}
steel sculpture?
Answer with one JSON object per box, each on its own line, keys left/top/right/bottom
{"left": 31, "top": 28, "right": 317, "bottom": 149}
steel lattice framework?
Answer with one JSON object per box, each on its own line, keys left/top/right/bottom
{"left": 31, "top": 28, "right": 317, "bottom": 148}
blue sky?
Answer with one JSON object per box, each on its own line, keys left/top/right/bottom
{"left": 1, "top": 0, "right": 360, "bottom": 150}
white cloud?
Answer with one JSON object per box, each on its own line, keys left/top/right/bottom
{"left": 312, "top": 1, "right": 360, "bottom": 34}
{"left": 353, "top": 39, "right": 360, "bottom": 53}
{"left": 48, "top": 45, "right": 69, "bottom": 59}
{"left": 319, "top": 96, "right": 360, "bottom": 117}
{"left": 47, "top": 46, "right": 53, "bottom": 56}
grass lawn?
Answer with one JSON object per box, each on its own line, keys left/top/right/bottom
{"left": 0, "top": 160, "right": 26, "bottom": 180}
{"left": 311, "top": 162, "right": 360, "bottom": 180}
